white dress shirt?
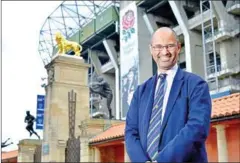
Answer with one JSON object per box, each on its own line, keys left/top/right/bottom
{"left": 154, "top": 64, "right": 178, "bottom": 123}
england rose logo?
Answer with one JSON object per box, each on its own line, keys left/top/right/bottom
{"left": 122, "top": 10, "right": 135, "bottom": 42}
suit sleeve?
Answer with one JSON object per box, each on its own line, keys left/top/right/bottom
{"left": 125, "top": 87, "right": 150, "bottom": 162}
{"left": 155, "top": 80, "right": 212, "bottom": 162}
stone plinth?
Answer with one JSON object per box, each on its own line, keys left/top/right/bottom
{"left": 78, "top": 118, "right": 124, "bottom": 137}
{"left": 78, "top": 118, "right": 124, "bottom": 162}
{"left": 17, "top": 139, "right": 42, "bottom": 162}
{"left": 41, "top": 55, "right": 90, "bottom": 162}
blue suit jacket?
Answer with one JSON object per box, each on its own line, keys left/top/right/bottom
{"left": 125, "top": 68, "right": 212, "bottom": 162}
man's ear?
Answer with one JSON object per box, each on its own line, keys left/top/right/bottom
{"left": 177, "top": 42, "right": 181, "bottom": 54}
{"left": 149, "top": 44, "right": 153, "bottom": 56}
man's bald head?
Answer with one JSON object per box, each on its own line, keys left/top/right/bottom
{"left": 151, "top": 27, "right": 179, "bottom": 45}
{"left": 149, "top": 27, "right": 181, "bottom": 72}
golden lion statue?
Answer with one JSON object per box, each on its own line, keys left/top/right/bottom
{"left": 55, "top": 32, "right": 82, "bottom": 57}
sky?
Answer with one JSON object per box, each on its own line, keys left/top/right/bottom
{"left": 2, "top": 1, "right": 62, "bottom": 151}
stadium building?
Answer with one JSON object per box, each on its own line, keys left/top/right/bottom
{"left": 31, "top": 0, "right": 240, "bottom": 162}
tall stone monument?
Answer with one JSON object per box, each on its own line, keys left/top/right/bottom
{"left": 41, "top": 54, "right": 90, "bottom": 162}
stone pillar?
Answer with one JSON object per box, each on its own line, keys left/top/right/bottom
{"left": 188, "top": 31, "right": 204, "bottom": 78}
{"left": 219, "top": 41, "right": 231, "bottom": 69}
{"left": 214, "top": 124, "right": 228, "bottom": 162}
{"left": 80, "top": 137, "right": 91, "bottom": 162}
{"left": 219, "top": 38, "right": 240, "bottom": 70}
{"left": 77, "top": 119, "right": 123, "bottom": 162}
{"left": 93, "top": 147, "right": 101, "bottom": 162}
{"left": 17, "top": 139, "right": 42, "bottom": 162}
{"left": 41, "top": 55, "right": 90, "bottom": 162}
{"left": 137, "top": 7, "right": 153, "bottom": 82}
{"left": 124, "top": 142, "right": 131, "bottom": 162}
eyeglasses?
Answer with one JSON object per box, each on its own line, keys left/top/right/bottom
{"left": 151, "top": 43, "right": 177, "bottom": 52}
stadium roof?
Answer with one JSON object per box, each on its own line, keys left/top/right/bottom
{"left": 38, "top": 0, "right": 119, "bottom": 66}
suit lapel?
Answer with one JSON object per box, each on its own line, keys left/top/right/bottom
{"left": 142, "top": 74, "right": 158, "bottom": 150}
{"left": 159, "top": 68, "right": 184, "bottom": 137}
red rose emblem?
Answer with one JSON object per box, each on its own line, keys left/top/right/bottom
{"left": 122, "top": 10, "right": 135, "bottom": 30}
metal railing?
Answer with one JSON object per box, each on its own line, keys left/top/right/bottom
{"left": 207, "top": 61, "right": 240, "bottom": 77}
{"left": 206, "top": 64, "right": 221, "bottom": 75}
{"left": 205, "top": 28, "right": 232, "bottom": 40}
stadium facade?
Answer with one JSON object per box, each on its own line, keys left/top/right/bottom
{"left": 36, "top": 0, "right": 240, "bottom": 162}
{"left": 39, "top": 0, "right": 240, "bottom": 120}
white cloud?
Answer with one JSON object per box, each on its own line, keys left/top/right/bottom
{"left": 2, "top": 1, "right": 61, "bottom": 151}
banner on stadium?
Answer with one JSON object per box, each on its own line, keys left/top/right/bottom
{"left": 120, "top": 2, "right": 139, "bottom": 119}
{"left": 36, "top": 95, "right": 45, "bottom": 130}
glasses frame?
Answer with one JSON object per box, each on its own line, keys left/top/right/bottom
{"left": 150, "top": 43, "right": 178, "bottom": 52}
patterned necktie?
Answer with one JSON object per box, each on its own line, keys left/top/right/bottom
{"left": 147, "top": 73, "right": 167, "bottom": 160}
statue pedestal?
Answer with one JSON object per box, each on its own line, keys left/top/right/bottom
{"left": 17, "top": 139, "right": 41, "bottom": 162}
{"left": 41, "top": 55, "right": 90, "bottom": 162}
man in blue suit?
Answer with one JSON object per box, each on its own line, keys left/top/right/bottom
{"left": 125, "top": 27, "right": 212, "bottom": 162}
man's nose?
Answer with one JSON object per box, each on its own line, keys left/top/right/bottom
{"left": 161, "top": 47, "right": 169, "bottom": 55}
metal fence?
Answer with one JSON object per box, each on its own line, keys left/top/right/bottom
{"left": 65, "top": 137, "right": 81, "bottom": 162}
{"left": 65, "top": 90, "right": 81, "bottom": 162}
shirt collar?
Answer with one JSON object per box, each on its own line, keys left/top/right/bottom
{"left": 157, "top": 63, "right": 178, "bottom": 79}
